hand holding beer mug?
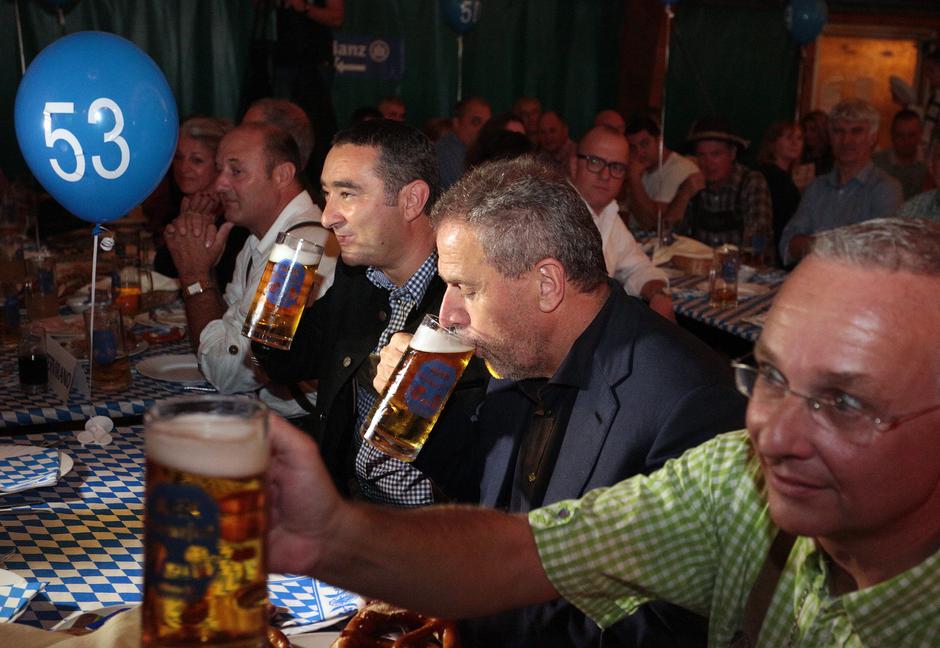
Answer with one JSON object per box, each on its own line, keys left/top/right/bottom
{"left": 143, "top": 396, "right": 269, "bottom": 648}
{"left": 361, "top": 314, "right": 474, "bottom": 462}
{"left": 242, "top": 231, "right": 324, "bottom": 350}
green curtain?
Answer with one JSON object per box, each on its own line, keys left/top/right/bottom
{"left": 331, "top": 0, "right": 623, "bottom": 137}
{"left": 664, "top": 2, "right": 800, "bottom": 164}
{"left": 0, "top": 0, "right": 254, "bottom": 175}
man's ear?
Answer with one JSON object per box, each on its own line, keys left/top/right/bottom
{"left": 272, "top": 160, "right": 297, "bottom": 188}
{"left": 398, "top": 179, "right": 431, "bottom": 222}
{"left": 534, "top": 258, "right": 565, "bottom": 313}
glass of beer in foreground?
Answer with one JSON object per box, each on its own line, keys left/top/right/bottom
{"left": 242, "top": 231, "right": 323, "bottom": 350}
{"left": 142, "top": 396, "right": 269, "bottom": 648}
{"left": 360, "top": 314, "right": 474, "bottom": 462}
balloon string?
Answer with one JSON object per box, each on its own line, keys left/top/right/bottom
{"left": 456, "top": 34, "right": 464, "bottom": 103}
{"left": 656, "top": 6, "right": 675, "bottom": 251}
{"left": 14, "top": 0, "right": 26, "bottom": 76}
{"left": 89, "top": 230, "right": 99, "bottom": 397}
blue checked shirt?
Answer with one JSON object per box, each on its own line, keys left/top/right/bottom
{"left": 354, "top": 253, "right": 439, "bottom": 507}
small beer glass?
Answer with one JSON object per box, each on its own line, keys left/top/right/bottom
{"left": 83, "top": 303, "right": 132, "bottom": 391}
{"left": 142, "top": 395, "right": 269, "bottom": 648}
{"left": 242, "top": 231, "right": 324, "bottom": 350}
{"left": 708, "top": 243, "right": 740, "bottom": 309}
{"left": 361, "top": 314, "right": 475, "bottom": 462}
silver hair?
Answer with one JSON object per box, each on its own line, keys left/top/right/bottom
{"left": 810, "top": 218, "right": 940, "bottom": 275}
{"left": 828, "top": 99, "right": 880, "bottom": 137}
{"left": 180, "top": 116, "right": 233, "bottom": 153}
{"left": 429, "top": 156, "right": 608, "bottom": 292}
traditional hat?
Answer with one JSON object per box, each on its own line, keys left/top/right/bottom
{"left": 685, "top": 116, "right": 750, "bottom": 151}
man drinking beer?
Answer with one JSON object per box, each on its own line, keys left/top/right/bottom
{"left": 251, "top": 119, "right": 488, "bottom": 507}
{"left": 370, "top": 157, "right": 745, "bottom": 647}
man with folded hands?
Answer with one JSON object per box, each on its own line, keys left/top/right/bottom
{"left": 363, "top": 157, "right": 744, "bottom": 646}
{"left": 164, "top": 121, "right": 335, "bottom": 417}
{"left": 267, "top": 217, "right": 940, "bottom": 647}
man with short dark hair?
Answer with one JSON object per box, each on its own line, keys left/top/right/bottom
{"left": 512, "top": 95, "right": 542, "bottom": 145}
{"left": 266, "top": 218, "right": 940, "bottom": 648}
{"left": 164, "top": 122, "right": 334, "bottom": 417}
{"left": 873, "top": 109, "right": 928, "bottom": 200}
{"left": 625, "top": 116, "right": 699, "bottom": 230}
{"left": 780, "top": 99, "right": 903, "bottom": 265}
{"left": 370, "top": 157, "right": 744, "bottom": 646}
{"left": 435, "top": 96, "right": 492, "bottom": 188}
{"left": 377, "top": 96, "right": 406, "bottom": 122}
{"left": 537, "top": 110, "right": 576, "bottom": 171}
{"left": 254, "top": 119, "right": 487, "bottom": 506}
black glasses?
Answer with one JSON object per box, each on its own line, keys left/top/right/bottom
{"left": 731, "top": 357, "right": 940, "bottom": 446}
{"left": 576, "top": 154, "right": 627, "bottom": 178}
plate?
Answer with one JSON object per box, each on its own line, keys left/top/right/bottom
{"left": 0, "top": 445, "right": 74, "bottom": 494}
{"left": 136, "top": 354, "right": 205, "bottom": 384}
{"left": 693, "top": 281, "right": 771, "bottom": 297}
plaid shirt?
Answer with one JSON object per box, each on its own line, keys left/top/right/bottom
{"left": 354, "top": 253, "right": 439, "bottom": 507}
{"left": 898, "top": 189, "right": 940, "bottom": 223}
{"left": 684, "top": 163, "right": 774, "bottom": 255}
{"left": 531, "top": 431, "right": 940, "bottom": 647}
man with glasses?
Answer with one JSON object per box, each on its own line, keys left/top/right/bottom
{"left": 265, "top": 217, "right": 940, "bottom": 647}
{"left": 568, "top": 125, "right": 674, "bottom": 320}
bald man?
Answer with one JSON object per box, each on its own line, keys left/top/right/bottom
{"left": 569, "top": 126, "right": 674, "bottom": 320}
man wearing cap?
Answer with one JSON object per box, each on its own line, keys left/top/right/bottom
{"left": 669, "top": 117, "right": 774, "bottom": 261}
{"left": 780, "top": 99, "right": 903, "bottom": 266}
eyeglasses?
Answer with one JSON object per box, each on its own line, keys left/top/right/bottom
{"left": 731, "top": 357, "right": 940, "bottom": 446}
{"left": 576, "top": 154, "right": 627, "bottom": 178}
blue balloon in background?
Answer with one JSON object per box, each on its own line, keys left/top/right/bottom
{"left": 14, "top": 31, "right": 177, "bottom": 225}
{"left": 440, "top": 0, "right": 481, "bottom": 34}
{"left": 787, "top": 0, "right": 828, "bottom": 45}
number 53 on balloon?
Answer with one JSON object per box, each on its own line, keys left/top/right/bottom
{"left": 15, "top": 32, "right": 178, "bottom": 225}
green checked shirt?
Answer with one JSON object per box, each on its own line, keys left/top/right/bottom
{"left": 530, "top": 431, "right": 940, "bottom": 647}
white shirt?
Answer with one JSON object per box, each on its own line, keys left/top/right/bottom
{"left": 587, "top": 198, "right": 668, "bottom": 297}
{"left": 642, "top": 152, "right": 699, "bottom": 202}
{"left": 198, "top": 191, "right": 338, "bottom": 416}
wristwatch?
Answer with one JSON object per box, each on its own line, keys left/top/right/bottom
{"left": 184, "top": 278, "right": 215, "bottom": 298}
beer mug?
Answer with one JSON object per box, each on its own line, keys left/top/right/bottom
{"left": 142, "top": 395, "right": 269, "bottom": 648}
{"left": 111, "top": 262, "right": 142, "bottom": 317}
{"left": 708, "top": 243, "right": 740, "bottom": 309}
{"left": 360, "top": 314, "right": 475, "bottom": 462}
{"left": 242, "top": 231, "right": 324, "bottom": 350}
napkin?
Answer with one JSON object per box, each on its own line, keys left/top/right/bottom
{"left": 79, "top": 270, "right": 180, "bottom": 295}
{"left": 268, "top": 574, "right": 363, "bottom": 634}
{"left": 0, "top": 448, "right": 61, "bottom": 495}
{"left": 651, "top": 235, "right": 714, "bottom": 266}
{"left": 0, "top": 574, "right": 45, "bottom": 623}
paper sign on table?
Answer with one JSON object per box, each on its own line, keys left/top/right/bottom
{"left": 45, "top": 334, "right": 90, "bottom": 399}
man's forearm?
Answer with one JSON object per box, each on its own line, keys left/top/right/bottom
{"left": 627, "top": 173, "right": 661, "bottom": 229}
{"left": 313, "top": 503, "right": 559, "bottom": 619}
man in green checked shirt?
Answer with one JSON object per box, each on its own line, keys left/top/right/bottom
{"left": 266, "top": 217, "right": 940, "bottom": 647}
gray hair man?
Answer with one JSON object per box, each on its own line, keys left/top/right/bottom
{"left": 780, "top": 99, "right": 903, "bottom": 264}
{"left": 369, "top": 157, "right": 743, "bottom": 646}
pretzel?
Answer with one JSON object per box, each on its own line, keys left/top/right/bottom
{"left": 331, "top": 601, "right": 461, "bottom": 648}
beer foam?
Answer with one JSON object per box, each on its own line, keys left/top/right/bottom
{"left": 410, "top": 325, "right": 474, "bottom": 354}
{"left": 268, "top": 242, "right": 322, "bottom": 266}
{"left": 146, "top": 414, "right": 268, "bottom": 478}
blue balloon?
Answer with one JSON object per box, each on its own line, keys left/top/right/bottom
{"left": 15, "top": 31, "right": 177, "bottom": 224}
{"left": 440, "top": 0, "right": 481, "bottom": 35}
{"left": 787, "top": 0, "right": 828, "bottom": 45}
